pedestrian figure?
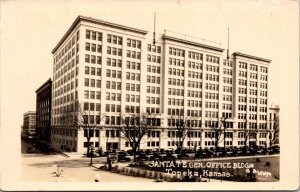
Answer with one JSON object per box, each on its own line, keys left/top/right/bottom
{"left": 94, "top": 174, "right": 100, "bottom": 182}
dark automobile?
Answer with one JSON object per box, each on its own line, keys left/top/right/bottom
{"left": 256, "top": 147, "right": 269, "bottom": 155}
{"left": 144, "top": 149, "right": 153, "bottom": 155}
{"left": 225, "top": 148, "right": 234, "bottom": 156}
{"left": 117, "top": 151, "right": 131, "bottom": 162}
{"left": 137, "top": 151, "right": 149, "bottom": 161}
{"left": 185, "top": 149, "right": 196, "bottom": 158}
{"left": 232, "top": 147, "right": 243, "bottom": 156}
{"left": 195, "top": 149, "right": 205, "bottom": 158}
{"left": 177, "top": 149, "right": 190, "bottom": 159}
{"left": 268, "top": 145, "right": 280, "bottom": 154}
{"left": 150, "top": 150, "right": 162, "bottom": 161}
{"left": 160, "top": 148, "right": 166, "bottom": 154}
{"left": 166, "top": 148, "right": 174, "bottom": 154}
{"left": 215, "top": 148, "right": 227, "bottom": 157}
{"left": 195, "top": 148, "right": 215, "bottom": 158}
{"left": 152, "top": 148, "right": 161, "bottom": 154}
{"left": 163, "top": 151, "right": 175, "bottom": 161}
{"left": 175, "top": 147, "right": 186, "bottom": 155}
{"left": 126, "top": 149, "right": 134, "bottom": 156}
{"left": 240, "top": 147, "right": 251, "bottom": 156}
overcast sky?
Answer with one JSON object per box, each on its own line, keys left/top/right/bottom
{"left": 1, "top": 0, "right": 298, "bottom": 131}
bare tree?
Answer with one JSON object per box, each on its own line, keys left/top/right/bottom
{"left": 61, "top": 101, "right": 103, "bottom": 156}
{"left": 269, "top": 116, "right": 280, "bottom": 147}
{"left": 168, "top": 112, "right": 192, "bottom": 155}
{"left": 207, "top": 120, "right": 223, "bottom": 149}
{"left": 118, "top": 113, "right": 154, "bottom": 163}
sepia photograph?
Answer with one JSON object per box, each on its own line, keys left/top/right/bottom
{"left": 0, "top": 0, "right": 299, "bottom": 191}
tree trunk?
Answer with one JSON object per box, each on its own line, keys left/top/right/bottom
{"left": 87, "top": 138, "right": 90, "bottom": 155}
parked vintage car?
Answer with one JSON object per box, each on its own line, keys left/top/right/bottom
{"left": 268, "top": 145, "right": 280, "bottom": 154}
{"left": 117, "top": 151, "right": 131, "bottom": 162}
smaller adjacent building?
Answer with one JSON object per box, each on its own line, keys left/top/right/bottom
{"left": 269, "top": 104, "right": 280, "bottom": 146}
{"left": 22, "top": 111, "right": 36, "bottom": 139}
{"left": 36, "top": 79, "right": 52, "bottom": 143}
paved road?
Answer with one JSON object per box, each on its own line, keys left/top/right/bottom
{"left": 22, "top": 154, "right": 153, "bottom": 182}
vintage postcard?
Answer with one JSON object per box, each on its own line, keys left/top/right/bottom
{"left": 0, "top": 0, "right": 299, "bottom": 191}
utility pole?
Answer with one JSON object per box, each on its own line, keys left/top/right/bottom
{"left": 153, "top": 12, "right": 156, "bottom": 45}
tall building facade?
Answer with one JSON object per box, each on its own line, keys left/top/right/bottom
{"left": 36, "top": 78, "right": 52, "bottom": 144}
{"left": 22, "top": 111, "right": 36, "bottom": 139}
{"left": 51, "top": 16, "right": 272, "bottom": 154}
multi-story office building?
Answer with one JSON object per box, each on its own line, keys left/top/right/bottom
{"left": 36, "top": 78, "right": 52, "bottom": 144}
{"left": 22, "top": 111, "right": 36, "bottom": 138}
{"left": 51, "top": 16, "right": 273, "bottom": 154}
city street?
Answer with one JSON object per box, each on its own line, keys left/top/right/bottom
{"left": 22, "top": 154, "right": 153, "bottom": 182}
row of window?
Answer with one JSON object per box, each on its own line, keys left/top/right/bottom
{"left": 168, "top": 68, "right": 184, "bottom": 76}
{"left": 85, "top": 66, "right": 101, "bottom": 76}
{"left": 223, "top": 94, "right": 232, "bottom": 102}
{"left": 85, "top": 43, "right": 102, "bottom": 53}
{"left": 126, "top": 50, "right": 141, "bottom": 59}
{"left": 55, "top": 32, "right": 78, "bottom": 62}
{"left": 223, "top": 86, "right": 232, "bottom": 93}
{"left": 168, "top": 88, "right": 184, "bottom": 96}
{"left": 84, "top": 78, "right": 101, "bottom": 88}
{"left": 239, "top": 79, "right": 247, "bottom": 86}
{"left": 205, "top": 83, "right": 218, "bottom": 91}
{"left": 239, "top": 70, "right": 247, "bottom": 77}
{"left": 105, "top": 104, "right": 121, "bottom": 112}
{"left": 107, "top": 58, "right": 122, "bottom": 67}
{"left": 222, "top": 103, "right": 232, "bottom": 110}
{"left": 187, "top": 61, "right": 203, "bottom": 70}
{"left": 125, "top": 105, "right": 140, "bottom": 114}
{"left": 126, "top": 61, "right": 140, "bottom": 70}
{"left": 125, "top": 83, "right": 140, "bottom": 92}
{"left": 205, "top": 101, "right": 219, "bottom": 109}
{"left": 86, "top": 30, "right": 102, "bottom": 41}
{"left": 83, "top": 102, "right": 101, "bottom": 111}
{"left": 187, "top": 90, "right": 202, "bottom": 98}
{"left": 206, "top": 65, "right": 219, "bottom": 73}
{"left": 107, "top": 34, "right": 122, "bottom": 45}
{"left": 106, "top": 92, "right": 121, "bottom": 101}
{"left": 146, "top": 96, "right": 160, "bottom": 105}
{"left": 146, "top": 107, "right": 160, "bottom": 114}
{"left": 206, "top": 55, "right": 220, "bottom": 64}
{"left": 223, "top": 68, "right": 233, "bottom": 76}
{"left": 126, "top": 72, "right": 141, "bottom": 81}
{"left": 187, "top": 110, "right": 202, "bottom": 117}
{"left": 168, "top": 98, "right": 184, "bottom": 106}
{"left": 147, "top": 65, "right": 161, "bottom": 74}
{"left": 205, "top": 111, "right": 219, "bottom": 118}
{"left": 206, "top": 74, "right": 219, "bottom": 82}
{"left": 85, "top": 54, "right": 102, "bottom": 64}
{"left": 147, "top": 44, "right": 161, "bottom": 53}
{"left": 84, "top": 90, "right": 101, "bottom": 99}
{"left": 125, "top": 94, "right": 140, "bottom": 103}
{"left": 169, "top": 58, "right": 185, "bottom": 67}
{"left": 146, "top": 86, "right": 161, "bottom": 94}
{"left": 188, "top": 51, "right": 203, "bottom": 60}
{"left": 107, "top": 47, "right": 122, "bottom": 56}
{"left": 188, "top": 80, "right": 202, "bottom": 89}
{"left": 188, "top": 71, "right": 202, "bottom": 79}
{"left": 106, "top": 81, "right": 121, "bottom": 90}
{"left": 204, "top": 92, "right": 218, "bottom": 100}
{"left": 187, "top": 100, "right": 202, "bottom": 107}
{"left": 127, "top": 38, "right": 141, "bottom": 49}
{"left": 169, "top": 78, "right": 185, "bottom": 86}
{"left": 107, "top": 69, "right": 122, "bottom": 79}
{"left": 147, "top": 55, "right": 161, "bottom": 63}
{"left": 223, "top": 59, "right": 233, "bottom": 67}
{"left": 169, "top": 47, "right": 185, "bottom": 57}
